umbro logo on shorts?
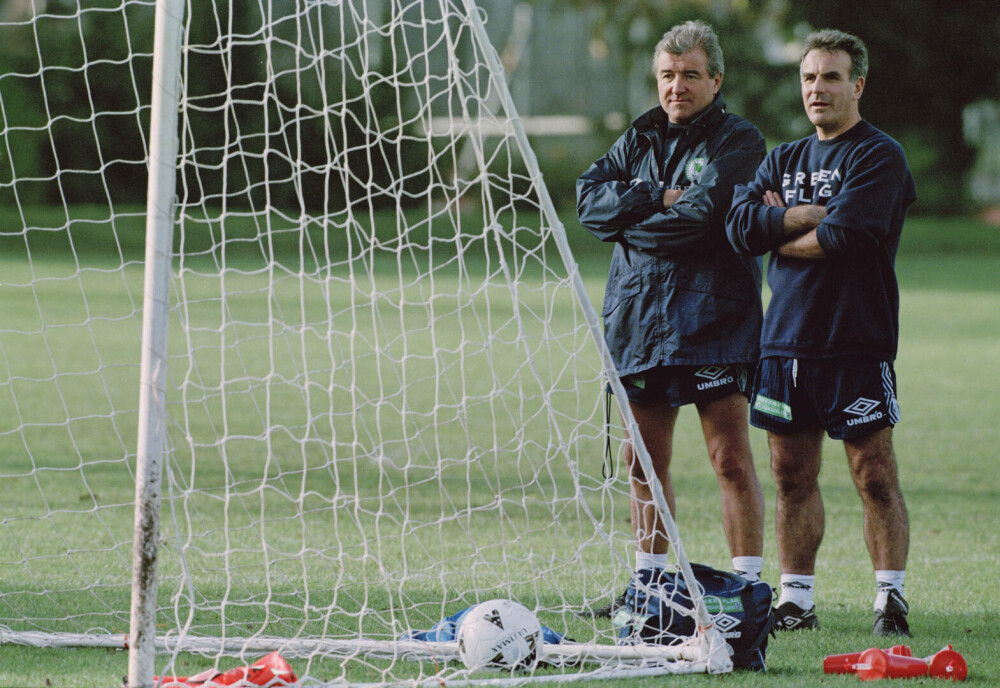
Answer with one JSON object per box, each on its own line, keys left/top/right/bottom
{"left": 695, "top": 365, "right": 734, "bottom": 391}
{"left": 694, "top": 365, "right": 730, "bottom": 381}
{"left": 844, "top": 397, "right": 880, "bottom": 416}
{"left": 844, "top": 397, "right": 884, "bottom": 426}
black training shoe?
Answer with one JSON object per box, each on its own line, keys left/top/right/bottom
{"left": 584, "top": 568, "right": 669, "bottom": 619}
{"left": 873, "top": 589, "right": 911, "bottom": 637}
{"left": 585, "top": 588, "right": 629, "bottom": 619}
{"left": 773, "top": 601, "right": 819, "bottom": 631}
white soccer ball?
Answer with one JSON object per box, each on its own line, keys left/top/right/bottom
{"left": 457, "top": 599, "right": 543, "bottom": 671}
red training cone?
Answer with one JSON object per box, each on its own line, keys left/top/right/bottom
{"left": 823, "top": 645, "right": 912, "bottom": 675}
{"left": 246, "top": 651, "right": 298, "bottom": 686}
{"left": 856, "top": 647, "right": 929, "bottom": 681}
{"left": 927, "top": 646, "right": 968, "bottom": 682}
{"left": 156, "top": 651, "right": 297, "bottom": 687}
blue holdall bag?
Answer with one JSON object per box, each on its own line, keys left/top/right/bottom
{"left": 613, "top": 563, "right": 775, "bottom": 671}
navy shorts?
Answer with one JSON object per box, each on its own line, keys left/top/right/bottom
{"left": 618, "top": 363, "right": 751, "bottom": 407}
{"left": 749, "top": 356, "right": 900, "bottom": 440}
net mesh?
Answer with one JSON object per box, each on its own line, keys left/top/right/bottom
{"left": 0, "top": 1, "right": 725, "bottom": 683}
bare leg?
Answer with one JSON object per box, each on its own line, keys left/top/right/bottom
{"left": 696, "top": 393, "right": 764, "bottom": 557}
{"left": 623, "top": 400, "right": 679, "bottom": 555}
{"left": 770, "top": 429, "right": 825, "bottom": 574}
{"left": 843, "top": 427, "right": 909, "bottom": 570}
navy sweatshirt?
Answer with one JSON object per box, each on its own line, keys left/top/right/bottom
{"left": 726, "top": 121, "right": 917, "bottom": 361}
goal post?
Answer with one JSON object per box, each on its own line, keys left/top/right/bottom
{"left": 0, "top": 1, "right": 729, "bottom": 685}
{"left": 130, "top": 0, "right": 185, "bottom": 685}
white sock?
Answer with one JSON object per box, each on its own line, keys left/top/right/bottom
{"left": 874, "top": 570, "right": 905, "bottom": 610}
{"left": 649, "top": 553, "right": 671, "bottom": 570}
{"left": 778, "top": 574, "right": 815, "bottom": 609}
{"left": 635, "top": 551, "right": 670, "bottom": 571}
{"left": 732, "top": 556, "right": 763, "bottom": 582}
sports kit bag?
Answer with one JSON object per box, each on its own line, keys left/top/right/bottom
{"left": 613, "top": 563, "right": 774, "bottom": 671}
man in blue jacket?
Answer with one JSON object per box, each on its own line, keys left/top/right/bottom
{"left": 726, "top": 30, "right": 917, "bottom": 637}
{"left": 577, "top": 20, "right": 766, "bottom": 618}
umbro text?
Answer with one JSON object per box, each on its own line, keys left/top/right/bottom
{"left": 846, "top": 411, "right": 884, "bottom": 426}
{"left": 697, "top": 376, "right": 733, "bottom": 391}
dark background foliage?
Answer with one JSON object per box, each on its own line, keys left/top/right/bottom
{"left": 1, "top": 0, "right": 997, "bottom": 215}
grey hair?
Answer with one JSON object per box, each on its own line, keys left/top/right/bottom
{"left": 801, "top": 29, "right": 869, "bottom": 81}
{"left": 652, "top": 20, "right": 724, "bottom": 77}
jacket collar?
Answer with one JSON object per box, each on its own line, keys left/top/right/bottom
{"left": 632, "top": 94, "right": 728, "bottom": 138}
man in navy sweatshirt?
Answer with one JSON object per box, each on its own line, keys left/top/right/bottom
{"left": 578, "top": 20, "right": 767, "bottom": 618}
{"left": 726, "top": 30, "right": 917, "bottom": 637}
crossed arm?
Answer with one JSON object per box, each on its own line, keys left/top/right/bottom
{"left": 761, "top": 190, "right": 828, "bottom": 259}
{"left": 578, "top": 127, "right": 766, "bottom": 257}
{"left": 661, "top": 188, "right": 684, "bottom": 209}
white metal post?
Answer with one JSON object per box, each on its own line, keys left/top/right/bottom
{"left": 129, "top": 0, "right": 185, "bottom": 686}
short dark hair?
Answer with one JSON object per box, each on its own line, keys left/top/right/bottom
{"left": 801, "top": 29, "right": 868, "bottom": 81}
{"left": 652, "top": 20, "right": 724, "bottom": 77}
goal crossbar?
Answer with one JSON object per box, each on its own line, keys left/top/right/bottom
{"left": 1, "top": 628, "right": 731, "bottom": 670}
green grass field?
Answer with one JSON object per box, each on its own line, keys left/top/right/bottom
{"left": 1, "top": 212, "right": 998, "bottom": 687}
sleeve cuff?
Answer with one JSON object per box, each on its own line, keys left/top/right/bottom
{"left": 815, "top": 222, "right": 850, "bottom": 256}
{"left": 617, "top": 182, "right": 662, "bottom": 217}
{"left": 764, "top": 205, "right": 787, "bottom": 250}
{"left": 646, "top": 184, "right": 665, "bottom": 214}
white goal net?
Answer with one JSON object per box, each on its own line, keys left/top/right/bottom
{"left": 0, "top": 1, "right": 729, "bottom": 685}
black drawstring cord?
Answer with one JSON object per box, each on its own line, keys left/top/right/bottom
{"left": 603, "top": 388, "right": 615, "bottom": 480}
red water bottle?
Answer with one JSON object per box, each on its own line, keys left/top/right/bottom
{"left": 926, "top": 645, "right": 968, "bottom": 681}
{"left": 856, "top": 647, "right": 929, "bottom": 680}
{"left": 823, "top": 645, "right": 912, "bottom": 675}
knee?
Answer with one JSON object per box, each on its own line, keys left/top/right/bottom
{"left": 767, "top": 432, "right": 823, "bottom": 501}
{"left": 626, "top": 452, "right": 667, "bottom": 498}
{"left": 709, "top": 445, "right": 756, "bottom": 486}
{"left": 852, "top": 458, "right": 900, "bottom": 503}
{"left": 846, "top": 434, "right": 900, "bottom": 500}
{"left": 846, "top": 429, "right": 901, "bottom": 501}
{"left": 771, "top": 469, "right": 810, "bottom": 500}
{"left": 770, "top": 455, "right": 818, "bottom": 500}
